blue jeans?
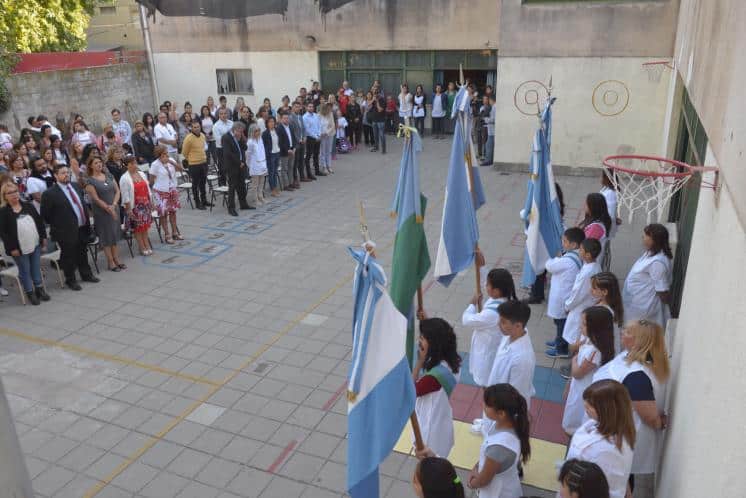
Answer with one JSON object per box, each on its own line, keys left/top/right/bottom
{"left": 373, "top": 122, "right": 386, "bottom": 152}
{"left": 553, "top": 318, "right": 569, "bottom": 354}
{"left": 320, "top": 135, "right": 334, "bottom": 169}
{"left": 483, "top": 135, "right": 494, "bottom": 164}
{"left": 267, "top": 152, "right": 280, "bottom": 189}
{"left": 13, "top": 245, "right": 43, "bottom": 293}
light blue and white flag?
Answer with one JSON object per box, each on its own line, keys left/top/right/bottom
{"left": 521, "top": 97, "right": 564, "bottom": 288}
{"left": 434, "top": 85, "right": 486, "bottom": 287}
{"left": 347, "top": 247, "right": 415, "bottom": 498}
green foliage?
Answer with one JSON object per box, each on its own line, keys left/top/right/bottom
{"left": 0, "top": 0, "right": 97, "bottom": 53}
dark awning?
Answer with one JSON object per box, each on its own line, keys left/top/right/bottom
{"left": 136, "top": 0, "right": 355, "bottom": 19}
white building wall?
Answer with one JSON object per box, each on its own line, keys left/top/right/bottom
{"left": 494, "top": 57, "right": 670, "bottom": 171}
{"left": 152, "top": 51, "right": 319, "bottom": 111}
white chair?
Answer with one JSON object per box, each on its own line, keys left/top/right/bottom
{"left": 209, "top": 185, "right": 229, "bottom": 212}
{"left": 40, "top": 249, "right": 64, "bottom": 288}
{"left": 0, "top": 256, "right": 26, "bottom": 305}
{"left": 176, "top": 172, "right": 194, "bottom": 209}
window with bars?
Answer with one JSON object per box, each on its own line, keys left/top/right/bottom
{"left": 216, "top": 69, "right": 254, "bottom": 94}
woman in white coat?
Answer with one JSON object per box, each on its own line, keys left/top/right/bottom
{"left": 398, "top": 83, "right": 413, "bottom": 126}
{"left": 246, "top": 124, "right": 267, "bottom": 207}
{"left": 119, "top": 155, "right": 153, "bottom": 255}
{"left": 412, "top": 318, "right": 461, "bottom": 459}
{"left": 592, "top": 320, "right": 669, "bottom": 488}
{"left": 567, "top": 379, "right": 635, "bottom": 498}
{"left": 622, "top": 224, "right": 673, "bottom": 327}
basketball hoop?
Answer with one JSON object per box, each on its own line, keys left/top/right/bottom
{"left": 642, "top": 60, "right": 674, "bottom": 83}
{"left": 603, "top": 155, "right": 693, "bottom": 224}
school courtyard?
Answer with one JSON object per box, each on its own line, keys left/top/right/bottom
{"left": 0, "top": 137, "right": 652, "bottom": 498}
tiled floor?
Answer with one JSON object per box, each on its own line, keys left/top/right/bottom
{"left": 0, "top": 135, "right": 646, "bottom": 498}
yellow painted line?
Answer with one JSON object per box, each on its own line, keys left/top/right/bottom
{"left": 0, "top": 327, "right": 220, "bottom": 387}
{"left": 394, "top": 420, "right": 566, "bottom": 492}
{"left": 82, "top": 270, "right": 358, "bottom": 498}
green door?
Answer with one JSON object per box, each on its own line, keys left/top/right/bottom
{"left": 348, "top": 71, "right": 373, "bottom": 94}
{"left": 379, "top": 71, "right": 403, "bottom": 98}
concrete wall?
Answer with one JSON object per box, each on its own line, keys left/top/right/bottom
{"left": 148, "top": 0, "right": 500, "bottom": 52}
{"left": 0, "top": 63, "right": 154, "bottom": 138}
{"left": 657, "top": 2, "right": 746, "bottom": 496}
{"left": 499, "top": 0, "right": 679, "bottom": 57}
{"left": 86, "top": 0, "right": 144, "bottom": 50}
{"left": 151, "top": 51, "right": 318, "bottom": 112}
{"left": 493, "top": 57, "right": 670, "bottom": 171}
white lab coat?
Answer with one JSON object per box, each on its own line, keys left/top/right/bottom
{"left": 478, "top": 427, "right": 523, "bottom": 498}
{"left": 487, "top": 332, "right": 536, "bottom": 410}
{"left": 545, "top": 251, "right": 582, "bottom": 319}
{"left": 593, "top": 352, "right": 666, "bottom": 474}
{"left": 566, "top": 419, "right": 633, "bottom": 498}
{"left": 622, "top": 251, "right": 672, "bottom": 328}
{"left": 600, "top": 187, "right": 618, "bottom": 238}
{"left": 247, "top": 138, "right": 267, "bottom": 176}
{"left": 563, "top": 262, "right": 601, "bottom": 345}
{"left": 561, "top": 338, "right": 601, "bottom": 435}
{"left": 462, "top": 297, "right": 505, "bottom": 386}
{"left": 414, "top": 362, "right": 459, "bottom": 458}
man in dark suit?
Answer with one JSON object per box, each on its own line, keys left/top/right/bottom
{"left": 40, "top": 164, "right": 100, "bottom": 290}
{"left": 221, "top": 122, "right": 251, "bottom": 216}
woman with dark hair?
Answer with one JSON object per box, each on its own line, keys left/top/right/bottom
{"left": 579, "top": 192, "right": 612, "bottom": 269}
{"left": 50, "top": 135, "right": 69, "bottom": 167}
{"left": 413, "top": 84, "right": 427, "bottom": 136}
{"left": 622, "top": 223, "right": 673, "bottom": 326}
{"left": 199, "top": 105, "right": 216, "bottom": 166}
{"left": 413, "top": 456, "right": 465, "bottom": 498}
{"left": 468, "top": 383, "right": 530, "bottom": 497}
{"left": 83, "top": 156, "right": 123, "bottom": 272}
{"left": 141, "top": 112, "right": 156, "bottom": 137}
{"left": 132, "top": 120, "right": 155, "bottom": 167}
{"left": 568, "top": 379, "right": 635, "bottom": 498}
{"left": 558, "top": 459, "right": 610, "bottom": 498}
{"left": 412, "top": 317, "right": 461, "bottom": 459}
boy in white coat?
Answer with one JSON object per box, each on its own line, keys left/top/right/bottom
{"left": 544, "top": 227, "right": 585, "bottom": 358}
{"left": 551, "top": 238, "right": 602, "bottom": 358}
{"left": 486, "top": 300, "right": 536, "bottom": 410}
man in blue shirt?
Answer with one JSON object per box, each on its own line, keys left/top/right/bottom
{"left": 302, "top": 103, "right": 325, "bottom": 179}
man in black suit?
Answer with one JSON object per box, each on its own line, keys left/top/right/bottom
{"left": 221, "top": 122, "right": 251, "bottom": 216}
{"left": 40, "top": 164, "right": 100, "bottom": 290}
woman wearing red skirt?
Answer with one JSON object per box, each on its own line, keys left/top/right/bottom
{"left": 120, "top": 156, "right": 154, "bottom": 255}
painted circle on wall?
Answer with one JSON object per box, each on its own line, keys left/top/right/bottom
{"left": 514, "top": 80, "right": 550, "bottom": 116}
{"left": 592, "top": 80, "right": 630, "bottom": 117}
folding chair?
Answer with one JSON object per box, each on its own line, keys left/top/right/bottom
{"left": 87, "top": 236, "right": 101, "bottom": 274}
{"left": 176, "top": 171, "right": 194, "bottom": 209}
{"left": 40, "top": 249, "right": 64, "bottom": 288}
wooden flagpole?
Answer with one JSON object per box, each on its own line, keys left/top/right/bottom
{"left": 358, "top": 201, "right": 424, "bottom": 451}
{"left": 459, "top": 64, "right": 483, "bottom": 312}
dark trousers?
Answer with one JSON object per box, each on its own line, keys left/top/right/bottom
{"left": 206, "top": 141, "right": 217, "bottom": 167}
{"left": 294, "top": 142, "right": 305, "bottom": 180}
{"left": 58, "top": 227, "right": 93, "bottom": 283}
{"left": 216, "top": 147, "right": 227, "bottom": 186}
{"left": 531, "top": 271, "right": 547, "bottom": 300}
{"left": 305, "top": 137, "right": 320, "bottom": 175}
{"left": 373, "top": 122, "right": 386, "bottom": 153}
{"left": 348, "top": 123, "right": 362, "bottom": 146}
{"left": 188, "top": 163, "right": 208, "bottom": 205}
{"left": 414, "top": 117, "right": 425, "bottom": 136}
{"left": 363, "top": 124, "right": 374, "bottom": 145}
{"left": 432, "top": 117, "right": 444, "bottom": 137}
{"left": 553, "top": 319, "right": 569, "bottom": 353}
{"left": 227, "top": 167, "right": 248, "bottom": 210}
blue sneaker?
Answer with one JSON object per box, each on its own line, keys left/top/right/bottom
{"left": 545, "top": 348, "right": 570, "bottom": 359}
{"left": 545, "top": 339, "right": 558, "bottom": 348}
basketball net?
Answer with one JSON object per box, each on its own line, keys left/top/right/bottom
{"left": 642, "top": 61, "right": 672, "bottom": 83}
{"left": 604, "top": 156, "right": 693, "bottom": 224}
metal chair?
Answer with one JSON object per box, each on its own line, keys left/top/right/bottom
{"left": 176, "top": 171, "right": 194, "bottom": 209}
{"left": 40, "top": 249, "right": 64, "bottom": 288}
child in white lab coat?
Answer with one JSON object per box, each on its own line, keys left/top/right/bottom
{"left": 558, "top": 459, "right": 611, "bottom": 498}
{"left": 468, "top": 384, "right": 531, "bottom": 498}
{"left": 413, "top": 456, "right": 465, "bottom": 498}
{"left": 487, "top": 300, "right": 536, "bottom": 410}
{"left": 544, "top": 227, "right": 586, "bottom": 358}
{"left": 462, "top": 268, "right": 518, "bottom": 388}
{"left": 412, "top": 318, "right": 462, "bottom": 459}
{"left": 590, "top": 272, "right": 625, "bottom": 352}
{"left": 550, "top": 238, "right": 602, "bottom": 358}
{"left": 561, "top": 306, "right": 615, "bottom": 436}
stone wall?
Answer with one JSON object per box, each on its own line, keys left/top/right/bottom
{"left": 0, "top": 62, "right": 154, "bottom": 139}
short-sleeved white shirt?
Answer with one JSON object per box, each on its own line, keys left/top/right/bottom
{"left": 154, "top": 123, "right": 178, "bottom": 153}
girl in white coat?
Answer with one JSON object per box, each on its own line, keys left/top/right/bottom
{"left": 462, "top": 267, "right": 518, "bottom": 388}
{"left": 600, "top": 172, "right": 620, "bottom": 271}
{"left": 593, "top": 320, "right": 669, "bottom": 487}
{"left": 590, "top": 272, "right": 625, "bottom": 353}
{"left": 246, "top": 125, "right": 267, "bottom": 206}
{"left": 579, "top": 193, "right": 612, "bottom": 269}
{"left": 622, "top": 224, "right": 673, "bottom": 328}
{"left": 567, "top": 379, "right": 635, "bottom": 498}
{"left": 562, "top": 306, "right": 615, "bottom": 436}
{"left": 412, "top": 318, "right": 461, "bottom": 459}
{"left": 468, "top": 384, "right": 531, "bottom": 498}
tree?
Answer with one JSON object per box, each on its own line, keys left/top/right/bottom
{"left": 0, "top": 0, "right": 97, "bottom": 53}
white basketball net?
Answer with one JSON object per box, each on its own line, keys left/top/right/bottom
{"left": 603, "top": 158, "right": 693, "bottom": 224}
{"left": 643, "top": 63, "right": 667, "bottom": 83}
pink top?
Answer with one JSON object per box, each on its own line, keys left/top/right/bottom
{"left": 584, "top": 222, "right": 607, "bottom": 241}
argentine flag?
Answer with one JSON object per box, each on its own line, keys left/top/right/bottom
{"left": 434, "top": 85, "right": 486, "bottom": 286}
{"left": 521, "top": 97, "right": 564, "bottom": 288}
{"left": 347, "top": 247, "right": 415, "bottom": 498}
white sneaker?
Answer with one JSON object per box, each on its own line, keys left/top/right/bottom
{"left": 0, "top": 287, "right": 8, "bottom": 297}
{"left": 470, "top": 418, "right": 483, "bottom": 435}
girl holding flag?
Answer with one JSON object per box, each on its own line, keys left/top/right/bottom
{"left": 412, "top": 317, "right": 462, "bottom": 458}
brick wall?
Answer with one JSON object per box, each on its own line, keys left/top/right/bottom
{"left": 0, "top": 62, "right": 154, "bottom": 139}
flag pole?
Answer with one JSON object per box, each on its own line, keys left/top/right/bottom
{"left": 359, "top": 200, "right": 425, "bottom": 451}
{"left": 459, "top": 64, "right": 483, "bottom": 312}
